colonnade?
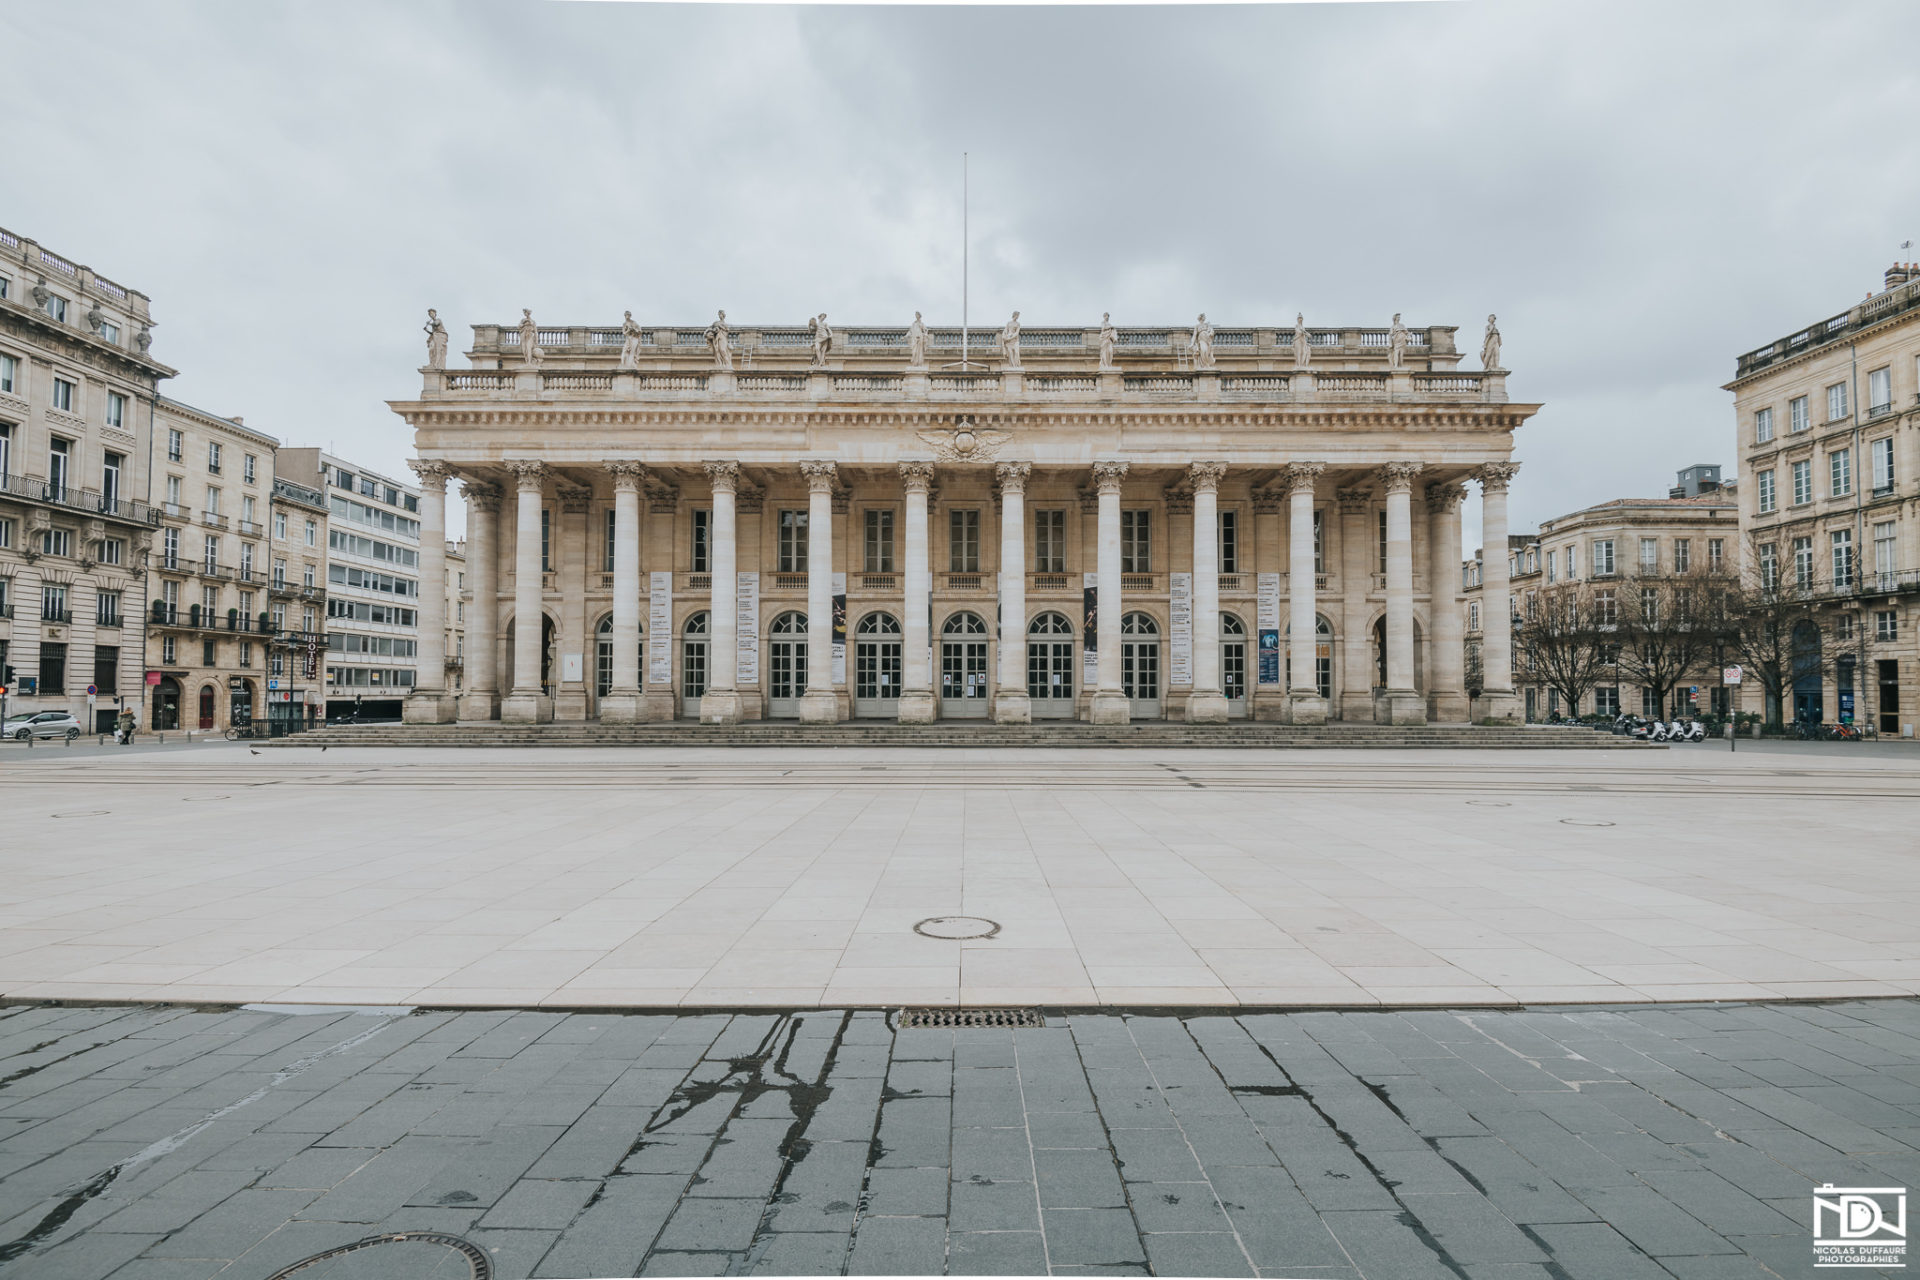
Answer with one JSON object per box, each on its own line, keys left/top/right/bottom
{"left": 401, "top": 458, "right": 1523, "bottom": 726}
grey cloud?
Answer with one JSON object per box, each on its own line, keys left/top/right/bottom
{"left": 3, "top": 0, "right": 1915, "bottom": 548}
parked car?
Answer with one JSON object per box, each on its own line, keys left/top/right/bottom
{"left": 5, "top": 710, "right": 82, "bottom": 741}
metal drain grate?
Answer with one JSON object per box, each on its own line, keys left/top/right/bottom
{"left": 899, "top": 1007, "right": 1045, "bottom": 1029}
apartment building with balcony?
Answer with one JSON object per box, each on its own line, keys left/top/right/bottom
{"left": 146, "top": 399, "right": 283, "bottom": 731}
{"left": 264, "top": 459, "right": 330, "bottom": 732}
{"left": 1729, "top": 262, "right": 1920, "bottom": 734}
{"left": 1464, "top": 466, "right": 1739, "bottom": 722}
{"left": 277, "top": 447, "right": 424, "bottom": 720}
{"left": 0, "top": 227, "right": 174, "bottom": 730}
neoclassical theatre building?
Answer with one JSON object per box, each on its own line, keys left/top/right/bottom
{"left": 390, "top": 314, "right": 1538, "bottom": 726}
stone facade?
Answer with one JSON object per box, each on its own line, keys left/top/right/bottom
{"left": 1728, "top": 264, "right": 1920, "bottom": 735}
{"left": 0, "top": 227, "right": 172, "bottom": 732}
{"left": 147, "top": 400, "right": 283, "bottom": 732}
{"left": 390, "top": 316, "right": 1540, "bottom": 725}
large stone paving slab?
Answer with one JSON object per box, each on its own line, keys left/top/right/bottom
{"left": 3, "top": 746, "right": 1919, "bottom": 1007}
{"left": 2, "top": 1001, "right": 1917, "bottom": 1278}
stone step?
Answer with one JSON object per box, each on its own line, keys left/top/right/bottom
{"left": 275, "top": 723, "right": 1656, "bottom": 750}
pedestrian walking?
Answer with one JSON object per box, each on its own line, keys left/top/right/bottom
{"left": 116, "top": 709, "right": 135, "bottom": 747}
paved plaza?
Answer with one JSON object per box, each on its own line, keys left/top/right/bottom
{"left": 2, "top": 745, "right": 1919, "bottom": 1009}
{"left": 4, "top": 999, "right": 1919, "bottom": 1279}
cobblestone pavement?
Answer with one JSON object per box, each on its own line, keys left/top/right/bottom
{"left": 3, "top": 1001, "right": 1917, "bottom": 1278}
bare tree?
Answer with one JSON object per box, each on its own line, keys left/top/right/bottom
{"left": 1613, "top": 569, "right": 1733, "bottom": 719}
{"left": 1513, "top": 580, "right": 1610, "bottom": 716}
{"left": 1724, "top": 536, "right": 1827, "bottom": 727}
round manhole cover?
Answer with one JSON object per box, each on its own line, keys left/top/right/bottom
{"left": 1465, "top": 800, "right": 1511, "bottom": 807}
{"left": 1560, "top": 818, "right": 1616, "bottom": 827}
{"left": 264, "top": 1232, "right": 490, "bottom": 1280}
{"left": 914, "top": 916, "right": 1001, "bottom": 940}
{"left": 181, "top": 795, "right": 230, "bottom": 802}
{"left": 51, "top": 810, "right": 111, "bottom": 818}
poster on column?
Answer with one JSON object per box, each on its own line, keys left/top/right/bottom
{"left": 647, "top": 572, "right": 672, "bottom": 684}
{"left": 1082, "top": 572, "right": 1099, "bottom": 686}
{"left": 1169, "top": 571, "right": 1193, "bottom": 686}
{"left": 1256, "top": 573, "right": 1282, "bottom": 685}
{"left": 736, "top": 571, "right": 759, "bottom": 685}
{"left": 831, "top": 572, "right": 847, "bottom": 686}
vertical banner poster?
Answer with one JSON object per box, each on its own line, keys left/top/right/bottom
{"left": 736, "top": 571, "right": 759, "bottom": 686}
{"left": 1256, "top": 572, "right": 1282, "bottom": 686}
{"left": 1169, "top": 571, "right": 1193, "bottom": 686}
{"left": 647, "top": 571, "right": 672, "bottom": 684}
{"left": 831, "top": 572, "right": 847, "bottom": 686}
{"left": 1082, "top": 572, "right": 1099, "bottom": 686}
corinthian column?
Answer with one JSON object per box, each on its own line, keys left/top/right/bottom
{"left": 1089, "top": 461, "right": 1130, "bottom": 724}
{"left": 1187, "top": 462, "right": 1229, "bottom": 724}
{"left": 404, "top": 460, "right": 455, "bottom": 724}
{"left": 1285, "top": 462, "right": 1328, "bottom": 724}
{"left": 799, "top": 460, "right": 841, "bottom": 723}
{"left": 500, "top": 460, "right": 553, "bottom": 723}
{"left": 601, "top": 460, "right": 646, "bottom": 723}
{"left": 1426, "top": 482, "right": 1470, "bottom": 722}
{"left": 898, "top": 462, "right": 936, "bottom": 723}
{"left": 1378, "top": 461, "right": 1426, "bottom": 725}
{"left": 994, "top": 462, "right": 1032, "bottom": 724}
{"left": 458, "top": 480, "right": 501, "bottom": 721}
{"left": 1475, "top": 461, "right": 1522, "bottom": 723}
{"left": 702, "top": 462, "right": 743, "bottom": 724}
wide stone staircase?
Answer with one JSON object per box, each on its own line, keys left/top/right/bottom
{"left": 275, "top": 721, "right": 1656, "bottom": 749}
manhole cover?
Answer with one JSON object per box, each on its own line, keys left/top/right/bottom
{"left": 1465, "top": 800, "right": 1511, "bottom": 807}
{"left": 51, "top": 810, "right": 111, "bottom": 818}
{"left": 264, "top": 1231, "right": 490, "bottom": 1279}
{"left": 181, "top": 795, "right": 230, "bottom": 802}
{"left": 1560, "top": 818, "right": 1616, "bottom": 827}
{"left": 913, "top": 916, "right": 1000, "bottom": 940}
{"left": 900, "top": 1007, "right": 1043, "bottom": 1028}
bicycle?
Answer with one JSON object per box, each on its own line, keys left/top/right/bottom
{"left": 224, "top": 723, "right": 264, "bottom": 741}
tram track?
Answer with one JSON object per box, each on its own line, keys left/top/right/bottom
{"left": 4, "top": 756, "right": 1917, "bottom": 799}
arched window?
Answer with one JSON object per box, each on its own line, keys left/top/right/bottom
{"left": 857, "top": 612, "right": 901, "bottom": 635}
{"left": 1028, "top": 612, "right": 1073, "bottom": 636}
{"left": 1222, "top": 613, "right": 1245, "bottom": 636}
{"left": 1122, "top": 612, "right": 1158, "bottom": 636}
{"left": 772, "top": 611, "right": 808, "bottom": 635}
{"left": 682, "top": 611, "right": 709, "bottom": 700}
{"left": 943, "top": 611, "right": 987, "bottom": 636}
{"left": 595, "top": 614, "right": 644, "bottom": 697}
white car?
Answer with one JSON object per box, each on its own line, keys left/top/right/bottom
{"left": 5, "top": 710, "right": 82, "bottom": 741}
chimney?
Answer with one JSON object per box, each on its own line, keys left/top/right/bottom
{"left": 1888, "top": 263, "right": 1914, "bottom": 291}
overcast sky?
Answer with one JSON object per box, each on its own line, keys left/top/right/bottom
{"left": 5, "top": 0, "right": 1917, "bottom": 547}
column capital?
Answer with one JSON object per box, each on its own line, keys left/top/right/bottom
{"left": 1337, "top": 485, "right": 1372, "bottom": 515}
{"left": 1425, "top": 481, "right": 1469, "bottom": 512}
{"left": 899, "top": 461, "right": 936, "bottom": 493}
{"left": 994, "top": 461, "right": 1032, "bottom": 493}
{"left": 406, "top": 460, "right": 451, "bottom": 492}
{"left": 558, "top": 486, "right": 592, "bottom": 514}
{"left": 1091, "top": 460, "right": 1130, "bottom": 494}
{"left": 460, "top": 480, "right": 502, "bottom": 513}
{"left": 1376, "top": 461, "right": 1425, "bottom": 495}
{"left": 1188, "top": 461, "right": 1227, "bottom": 494}
{"left": 704, "top": 460, "right": 741, "bottom": 494}
{"left": 503, "top": 459, "right": 548, "bottom": 492}
{"left": 800, "top": 460, "right": 838, "bottom": 493}
{"left": 604, "top": 460, "right": 647, "bottom": 493}
{"left": 1283, "top": 461, "right": 1326, "bottom": 495}
{"left": 1475, "top": 461, "right": 1521, "bottom": 492}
